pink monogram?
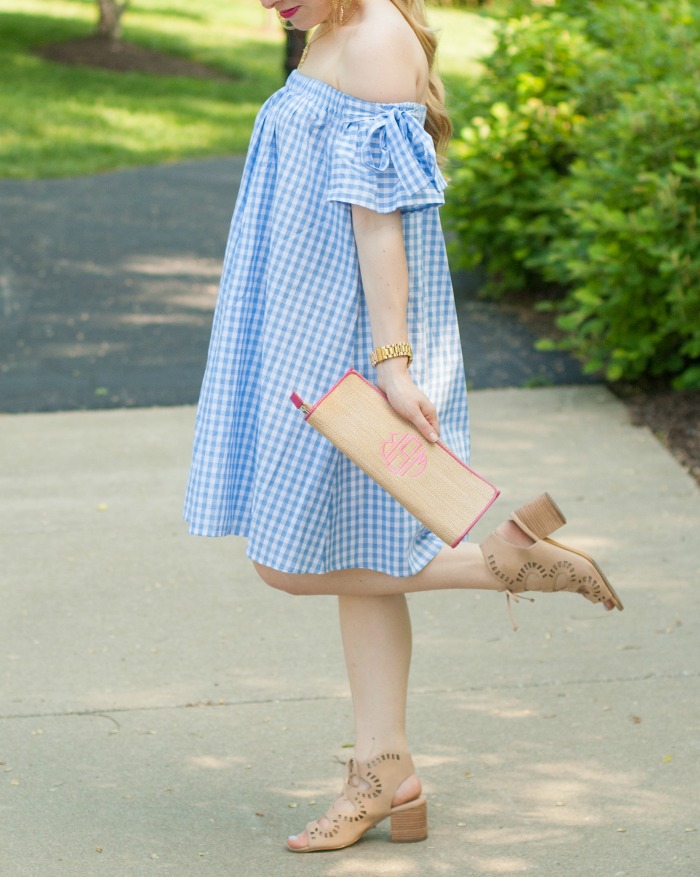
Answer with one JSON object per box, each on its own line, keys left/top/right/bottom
{"left": 381, "top": 432, "right": 428, "bottom": 477}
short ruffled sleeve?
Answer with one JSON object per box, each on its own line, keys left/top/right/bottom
{"left": 326, "top": 107, "right": 447, "bottom": 214}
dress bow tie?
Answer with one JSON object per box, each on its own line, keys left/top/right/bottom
{"left": 359, "top": 108, "right": 446, "bottom": 196}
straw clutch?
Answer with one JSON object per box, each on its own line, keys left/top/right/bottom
{"left": 291, "top": 369, "right": 499, "bottom": 547}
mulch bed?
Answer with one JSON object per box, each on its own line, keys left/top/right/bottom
{"left": 33, "top": 36, "right": 234, "bottom": 80}
{"left": 611, "top": 383, "right": 700, "bottom": 486}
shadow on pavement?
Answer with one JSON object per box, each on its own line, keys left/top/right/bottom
{"left": 0, "top": 158, "right": 593, "bottom": 413}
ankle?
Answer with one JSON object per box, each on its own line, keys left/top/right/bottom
{"left": 352, "top": 738, "right": 410, "bottom": 766}
{"left": 349, "top": 746, "right": 420, "bottom": 806}
{"left": 495, "top": 519, "right": 535, "bottom": 548}
{"left": 392, "top": 772, "right": 422, "bottom": 808}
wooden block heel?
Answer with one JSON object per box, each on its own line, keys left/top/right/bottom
{"left": 511, "top": 492, "right": 566, "bottom": 541}
{"left": 480, "top": 492, "right": 623, "bottom": 623}
{"left": 390, "top": 797, "right": 428, "bottom": 843}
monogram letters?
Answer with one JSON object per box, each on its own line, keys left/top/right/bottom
{"left": 381, "top": 432, "right": 428, "bottom": 477}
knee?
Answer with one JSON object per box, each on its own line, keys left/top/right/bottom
{"left": 252, "top": 562, "right": 309, "bottom": 596}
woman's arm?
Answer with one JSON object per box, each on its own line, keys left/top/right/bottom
{"left": 352, "top": 204, "right": 439, "bottom": 443}
{"left": 341, "top": 14, "right": 438, "bottom": 441}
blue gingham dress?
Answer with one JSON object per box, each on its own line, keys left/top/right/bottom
{"left": 184, "top": 70, "right": 470, "bottom": 576}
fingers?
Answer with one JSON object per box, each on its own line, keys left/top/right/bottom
{"left": 402, "top": 398, "right": 440, "bottom": 444}
{"left": 421, "top": 398, "right": 440, "bottom": 440}
{"left": 409, "top": 411, "right": 438, "bottom": 443}
{"left": 379, "top": 371, "right": 440, "bottom": 443}
{"left": 416, "top": 401, "right": 440, "bottom": 443}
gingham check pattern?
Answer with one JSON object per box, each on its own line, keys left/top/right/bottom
{"left": 183, "top": 71, "right": 470, "bottom": 576}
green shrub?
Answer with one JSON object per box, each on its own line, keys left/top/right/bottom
{"left": 445, "top": 10, "right": 596, "bottom": 293}
{"left": 537, "top": 79, "right": 700, "bottom": 386}
{"left": 447, "top": 94, "right": 584, "bottom": 294}
{"left": 445, "top": 0, "right": 700, "bottom": 386}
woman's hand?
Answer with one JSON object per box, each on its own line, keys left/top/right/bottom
{"left": 376, "top": 359, "right": 440, "bottom": 444}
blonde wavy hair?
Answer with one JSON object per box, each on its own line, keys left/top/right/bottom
{"left": 318, "top": 0, "right": 452, "bottom": 158}
{"left": 385, "top": 0, "right": 452, "bottom": 159}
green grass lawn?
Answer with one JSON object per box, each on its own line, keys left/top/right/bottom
{"left": 0, "top": 0, "right": 495, "bottom": 179}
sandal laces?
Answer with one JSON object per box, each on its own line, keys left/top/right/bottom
{"left": 502, "top": 589, "right": 535, "bottom": 632}
{"left": 305, "top": 761, "right": 361, "bottom": 834}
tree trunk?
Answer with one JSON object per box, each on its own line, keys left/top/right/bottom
{"left": 95, "top": 0, "right": 130, "bottom": 41}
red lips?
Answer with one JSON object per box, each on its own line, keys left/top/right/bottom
{"left": 279, "top": 5, "right": 301, "bottom": 18}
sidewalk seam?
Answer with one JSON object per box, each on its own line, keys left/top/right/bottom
{"left": 2, "top": 669, "right": 696, "bottom": 722}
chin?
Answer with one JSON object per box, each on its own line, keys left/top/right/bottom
{"left": 292, "top": 10, "right": 327, "bottom": 31}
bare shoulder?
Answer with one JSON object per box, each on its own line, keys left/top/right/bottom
{"left": 337, "top": 5, "right": 428, "bottom": 104}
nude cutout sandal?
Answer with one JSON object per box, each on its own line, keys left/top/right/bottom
{"left": 481, "top": 493, "right": 624, "bottom": 623}
{"left": 287, "top": 752, "right": 428, "bottom": 853}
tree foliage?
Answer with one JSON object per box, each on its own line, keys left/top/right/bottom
{"left": 445, "top": 0, "right": 700, "bottom": 387}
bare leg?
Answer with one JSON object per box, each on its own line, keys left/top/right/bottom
{"left": 340, "top": 594, "right": 413, "bottom": 762}
{"left": 281, "top": 505, "right": 616, "bottom": 849}
{"left": 287, "top": 593, "right": 421, "bottom": 851}
{"left": 254, "top": 522, "right": 615, "bottom": 610}
{"left": 255, "top": 539, "right": 497, "bottom": 597}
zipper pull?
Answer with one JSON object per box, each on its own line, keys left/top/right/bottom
{"left": 290, "top": 392, "right": 310, "bottom": 414}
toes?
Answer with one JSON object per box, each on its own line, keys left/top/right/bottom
{"left": 287, "top": 831, "right": 308, "bottom": 851}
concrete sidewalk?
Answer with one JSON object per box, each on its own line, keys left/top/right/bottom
{"left": 1, "top": 386, "right": 698, "bottom": 876}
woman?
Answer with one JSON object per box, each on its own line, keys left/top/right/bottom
{"left": 184, "top": 0, "right": 623, "bottom": 853}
